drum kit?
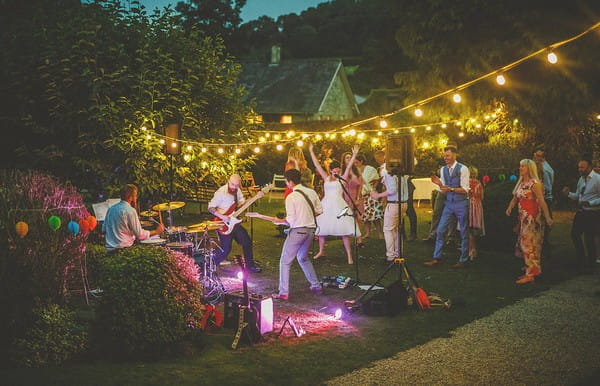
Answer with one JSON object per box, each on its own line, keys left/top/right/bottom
{"left": 140, "top": 201, "right": 227, "bottom": 304}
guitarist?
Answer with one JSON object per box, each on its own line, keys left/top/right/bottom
{"left": 247, "top": 169, "right": 323, "bottom": 300}
{"left": 208, "top": 174, "right": 261, "bottom": 273}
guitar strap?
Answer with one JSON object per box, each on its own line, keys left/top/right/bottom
{"left": 231, "top": 306, "right": 247, "bottom": 350}
{"left": 295, "top": 189, "right": 318, "bottom": 229}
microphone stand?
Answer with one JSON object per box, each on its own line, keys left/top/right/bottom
{"left": 336, "top": 176, "right": 363, "bottom": 284}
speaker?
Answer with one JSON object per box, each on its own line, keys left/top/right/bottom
{"left": 163, "top": 122, "right": 180, "bottom": 155}
{"left": 224, "top": 291, "right": 273, "bottom": 334}
{"left": 386, "top": 134, "right": 415, "bottom": 174}
{"left": 360, "top": 280, "right": 408, "bottom": 316}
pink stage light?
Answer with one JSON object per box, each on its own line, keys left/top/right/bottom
{"left": 334, "top": 308, "right": 343, "bottom": 320}
{"left": 237, "top": 271, "right": 244, "bottom": 280}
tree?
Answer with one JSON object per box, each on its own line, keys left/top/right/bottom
{"left": 175, "top": 0, "right": 246, "bottom": 44}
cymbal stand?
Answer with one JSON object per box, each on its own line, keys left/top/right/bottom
{"left": 198, "top": 226, "right": 225, "bottom": 304}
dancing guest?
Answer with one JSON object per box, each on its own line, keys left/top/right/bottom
{"left": 284, "top": 147, "right": 313, "bottom": 198}
{"left": 103, "top": 184, "right": 164, "bottom": 252}
{"left": 208, "top": 174, "right": 261, "bottom": 272}
{"left": 370, "top": 164, "right": 408, "bottom": 262}
{"left": 505, "top": 159, "right": 552, "bottom": 284}
{"left": 248, "top": 169, "right": 323, "bottom": 301}
{"left": 561, "top": 159, "right": 600, "bottom": 273}
{"left": 468, "top": 166, "right": 485, "bottom": 260}
{"left": 424, "top": 145, "right": 470, "bottom": 269}
{"left": 308, "top": 143, "right": 361, "bottom": 264}
{"left": 355, "top": 154, "right": 384, "bottom": 239}
{"left": 341, "top": 151, "right": 365, "bottom": 247}
{"left": 314, "top": 143, "right": 333, "bottom": 198}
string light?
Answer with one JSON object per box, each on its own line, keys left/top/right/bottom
{"left": 414, "top": 108, "right": 423, "bottom": 117}
{"left": 422, "top": 141, "right": 431, "bottom": 149}
{"left": 186, "top": 145, "right": 192, "bottom": 151}
{"left": 235, "top": 148, "right": 241, "bottom": 154}
{"left": 426, "top": 126, "right": 432, "bottom": 131}
{"left": 456, "top": 121, "right": 462, "bottom": 126}
{"left": 253, "top": 147, "right": 260, "bottom": 153}
{"left": 458, "top": 132, "right": 465, "bottom": 137}
{"left": 441, "top": 123, "right": 447, "bottom": 129}
{"left": 201, "top": 147, "right": 207, "bottom": 153}
{"left": 265, "top": 133, "right": 271, "bottom": 138}
{"left": 159, "top": 139, "right": 165, "bottom": 145}
{"left": 276, "top": 144, "right": 283, "bottom": 151}
{"left": 171, "top": 142, "right": 178, "bottom": 149}
{"left": 393, "top": 129, "right": 399, "bottom": 134}
{"left": 452, "top": 93, "right": 462, "bottom": 103}
{"left": 379, "top": 120, "right": 388, "bottom": 129}
{"left": 410, "top": 128, "right": 416, "bottom": 133}
{"left": 259, "top": 136, "right": 266, "bottom": 142}
{"left": 217, "top": 148, "right": 224, "bottom": 154}
{"left": 296, "top": 140, "right": 304, "bottom": 147}
{"left": 274, "top": 134, "right": 281, "bottom": 140}
{"left": 496, "top": 74, "right": 506, "bottom": 85}
{"left": 547, "top": 51, "right": 558, "bottom": 64}
{"left": 476, "top": 123, "right": 482, "bottom": 128}
{"left": 141, "top": 126, "right": 147, "bottom": 131}
{"left": 377, "top": 131, "right": 383, "bottom": 136}
{"left": 183, "top": 154, "right": 190, "bottom": 161}
{"left": 349, "top": 129, "right": 356, "bottom": 136}
{"left": 596, "top": 114, "right": 600, "bottom": 120}
{"left": 146, "top": 134, "right": 152, "bottom": 140}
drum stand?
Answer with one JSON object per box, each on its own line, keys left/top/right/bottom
{"left": 196, "top": 227, "right": 225, "bottom": 304}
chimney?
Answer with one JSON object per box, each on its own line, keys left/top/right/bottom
{"left": 270, "top": 45, "right": 281, "bottom": 66}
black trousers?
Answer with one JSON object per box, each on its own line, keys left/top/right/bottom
{"left": 571, "top": 210, "right": 599, "bottom": 270}
{"left": 214, "top": 225, "right": 255, "bottom": 266}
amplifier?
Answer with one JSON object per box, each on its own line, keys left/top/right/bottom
{"left": 224, "top": 291, "right": 273, "bottom": 334}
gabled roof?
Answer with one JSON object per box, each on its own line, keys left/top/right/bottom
{"left": 238, "top": 58, "right": 356, "bottom": 115}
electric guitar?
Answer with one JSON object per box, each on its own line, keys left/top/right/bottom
{"left": 231, "top": 255, "right": 261, "bottom": 349}
{"left": 214, "top": 185, "right": 271, "bottom": 235}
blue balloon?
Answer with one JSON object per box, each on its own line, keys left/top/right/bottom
{"left": 68, "top": 220, "right": 80, "bottom": 235}
{"left": 509, "top": 174, "right": 517, "bottom": 182}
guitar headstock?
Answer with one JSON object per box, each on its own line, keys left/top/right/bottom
{"left": 255, "top": 184, "right": 271, "bottom": 198}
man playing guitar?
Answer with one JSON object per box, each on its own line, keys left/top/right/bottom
{"left": 208, "top": 174, "right": 261, "bottom": 273}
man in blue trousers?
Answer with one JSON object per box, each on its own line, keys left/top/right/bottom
{"left": 424, "top": 145, "right": 470, "bottom": 268}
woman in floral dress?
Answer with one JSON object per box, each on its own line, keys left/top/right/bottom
{"left": 505, "top": 159, "right": 553, "bottom": 284}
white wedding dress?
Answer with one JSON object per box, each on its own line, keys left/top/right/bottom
{"left": 316, "top": 178, "right": 361, "bottom": 237}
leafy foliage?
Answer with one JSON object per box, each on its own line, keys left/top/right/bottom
{"left": 11, "top": 303, "right": 87, "bottom": 367}
{"left": 94, "top": 245, "right": 203, "bottom": 359}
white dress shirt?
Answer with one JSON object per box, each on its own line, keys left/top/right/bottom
{"left": 208, "top": 184, "right": 246, "bottom": 214}
{"left": 286, "top": 185, "right": 323, "bottom": 228}
{"left": 568, "top": 170, "right": 600, "bottom": 211}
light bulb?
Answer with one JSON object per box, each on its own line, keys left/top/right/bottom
{"left": 146, "top": 134, "right": 152, "bottom": 140}
{"left": 496, "top": 74, "right": 506, "bottom": 85}
{"left": 423, "top": 141, "right": 430, "bottom": 149}
{"left": 201, "top": 147, "right": 207, "bottom": 153}
{"left": 296, "top": 140, "right": 304, "bottom": 147}
{"left": 276, "top": 144, "right": 283, "bottom": 151}
{"left": 141, "top": 126, "right": 147, "bottom": 131}
{"left": 159, "top": 139, "right": 165, "bottom": 145}
{"left": 452, "top": 93, "right": 461, "bottom": 103}
{"left": 379, "top": 120, "right": 388, "bottom": 129}
{"left": 253, "top": 147, "right": 260, "bottom": 153}
{"left": 414, "top": 108, "right": 423, "bottom": 117}
{"left": 183, "top": 154, "right": 190, "bottom": 161}
{"left": 410, "top": 128, "right": 416, "bottom": 133}
{"left": 235, "top": 148, "right": 241, "bottom": 154}
{"left": 547, "top": 52, "right": 558, "bottom": 64}
{"left": 393, "top": 129, "right": 399, "bottom": 134}
{"left": 217, "top": 148, "right": 224, "bottom": 154}
{"left": 458, "top": 132, "right": 465, "bottom": 137}
{"left": 377, "top": 131, "right": 382, "bottom": 136}
{"left": 171, "top": 142, "right": 177, "bottom": 148}
{"left": 426, "top": 126, "right": 432, "bottom": 131}
{"left": 349, "top": 129, "right": 356, "bottom": 136}
{"left": 441, "top": 123, "right": 447, "bottom": 129}
{"left": 186, "top": 145, "right": 192, "bottom": 151}
{"left": 274, "top": 134, "right": 281, "bottom": 140}
{"left": 259, "top": 136, "right": 266, "bottom": 143}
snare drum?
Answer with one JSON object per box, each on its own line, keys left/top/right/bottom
{"left": 165, "top": 226, "right": 188, "bottom": 243}
{"left": 140, "top": 237, "right": 167, "bottom": 246}
{"left": 166, "top": 241, "right": 194, "bottom": 257}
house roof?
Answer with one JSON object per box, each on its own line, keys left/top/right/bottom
{"left": 238, "top": 58, "right": 356, "bottom": 115}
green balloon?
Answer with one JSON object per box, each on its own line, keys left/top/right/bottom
{"left": 48, "top": 215, "right": 61, "bottom": 231}
{"left": 498, "top": 174, "right": 506, "bottom": 181}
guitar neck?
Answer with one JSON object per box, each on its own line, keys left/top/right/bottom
{"left": 231, "top": 193, "right": 263, "bottom": 218}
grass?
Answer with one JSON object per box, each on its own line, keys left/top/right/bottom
{"left": 3, "top": 196, "right": 581, "bottom": 385}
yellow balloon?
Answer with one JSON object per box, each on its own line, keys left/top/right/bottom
{"left": 16, "top": 221, "right": 29, "bottom": 238}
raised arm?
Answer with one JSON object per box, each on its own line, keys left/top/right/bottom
{"left": 342, "top": 144, "right": 359, "bottom": 180}
{"left": 308, "top": 142, "right": 328, "bottom": 181}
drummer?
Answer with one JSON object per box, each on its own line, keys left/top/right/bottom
{"left": 208, "top": 174, "right": 261, "bottom": 273}
{"left": 103, "top": 184, "right": 165, "bottom": 252}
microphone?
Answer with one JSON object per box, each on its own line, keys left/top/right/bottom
{"left": 337, "top": 206, "right": 349, "bottom": 219}
{"left": 333, "top": 174, "right": 347, "bottom": 182}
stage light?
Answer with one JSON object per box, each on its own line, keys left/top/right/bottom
{"left": 379, "top": 119, "right": 388, "bottom": 129}
{"left": 452, "top": 93, "right": 462, "bottom": 103}
{"left": 496, "top": 74, "right": 506, "bottom": 85}
{"left": 547, "top": 51, "right": 558, "bottom": 64}
{"left": 186, "top": 145, "right": 192, "bottom": 151}
{"left": 334, "top": 308, "right": 343, "bottom": 320}
{"left": 237, "top": 271, "right": 244, "bottom": 280}
{"left": 414, "top": 108, "right": 423, "bottom": 117}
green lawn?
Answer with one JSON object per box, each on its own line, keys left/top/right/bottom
{"left": 3, "top": 197, "right": 581, "bottom": 385}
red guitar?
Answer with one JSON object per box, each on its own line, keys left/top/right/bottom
{"left": 214, "top": 185, "right": 271, "bottom": 235}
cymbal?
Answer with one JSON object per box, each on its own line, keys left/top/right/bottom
{"left": 139, "top": 210, "right": 158, "bottom": 217}
{"left": 187, "top": 221, "right": 224, "bottom": 232}
{"left": 152, "top": 201, "right": 186, "bottom": 211}
{"left": 140, "top": 220, "right": 153, "bottom": 227}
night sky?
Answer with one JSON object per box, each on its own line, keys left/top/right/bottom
{"left": 136, "top": 0, "right": 328, "bottom": 22}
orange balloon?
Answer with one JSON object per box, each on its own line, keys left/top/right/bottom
{"left": 87, "top": 215, "right": 98, "bottom": 231}
{"left": 15, "top": 221, "right": 29, "bottom": 238}
{"left": 79, "top": 219, "right": 90, "bottom": 234}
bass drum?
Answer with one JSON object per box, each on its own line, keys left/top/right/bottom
{"left": 166, "top": 241, "right": 194, "bottom": 258}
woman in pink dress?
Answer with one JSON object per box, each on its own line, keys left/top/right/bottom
{"left": 468, "top": 166, "right": 485, "bottom": 260}
{"left": 342, "top": 151, "right": 365, "bottom": 247}
{"left": 505, "top": 159, "right": 553, "bottom": 284}
{"left": 284, "top": 147, "right": 313, "bottom": 198}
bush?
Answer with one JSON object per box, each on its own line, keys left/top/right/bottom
{"left": 94, "top": 246, "right": 203, "bottom": 359}
{"left": 11, "top": 303, "right": 87, "bottom": 367}
{"left": 480, "top": 181, "right": 518, "bottom": 253}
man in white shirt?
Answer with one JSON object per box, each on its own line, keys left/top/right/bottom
{"left": 208, "top": 174, "right": 261, "bottom": 272}
{"left": 562, "top": 159, "right": 600, "bottom": 273}
{"left": 424, "top": 146, "right": 470, "bottom": 268}
{"left": 252, "top": 169, "right": 323, "bottom": 300}
{"left": 103, "top": 184, "right": 164, "bottom": 252}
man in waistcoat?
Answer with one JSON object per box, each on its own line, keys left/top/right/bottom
{"left": 424, "top": 145, "right": 470, "bottom": 268}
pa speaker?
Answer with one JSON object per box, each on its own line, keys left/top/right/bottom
{"left": 163, "top": 122, "right": 180, "bottom": 155}
{"left": 360, "top": 280, "right": 408, "bottom": 316}
{"left": 386, "top": 134, "right": 415, "bottom": 174}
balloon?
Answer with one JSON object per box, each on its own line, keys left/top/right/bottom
{"left": 482, "top": 175, "right": 490, "bottom": 184}
{"left": 15, "top": 221, "right": 29, "bottom": 238}
{"left": 498, "top": 174, "right": 506, "bottom": 182}
{"left": 79, "top": 219, "right": 90, "bottom": 234}
{"left": 509, "top": 174, "right": 517, "bottom": 182}
{"left": 87, "top": 215, "right": 98, "bottom": 231}
{"left": 48, "top": 216, "right": 61, "bottom": 231}
{"left": 68, "top": 221, "right": 80, "bottom": 235}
